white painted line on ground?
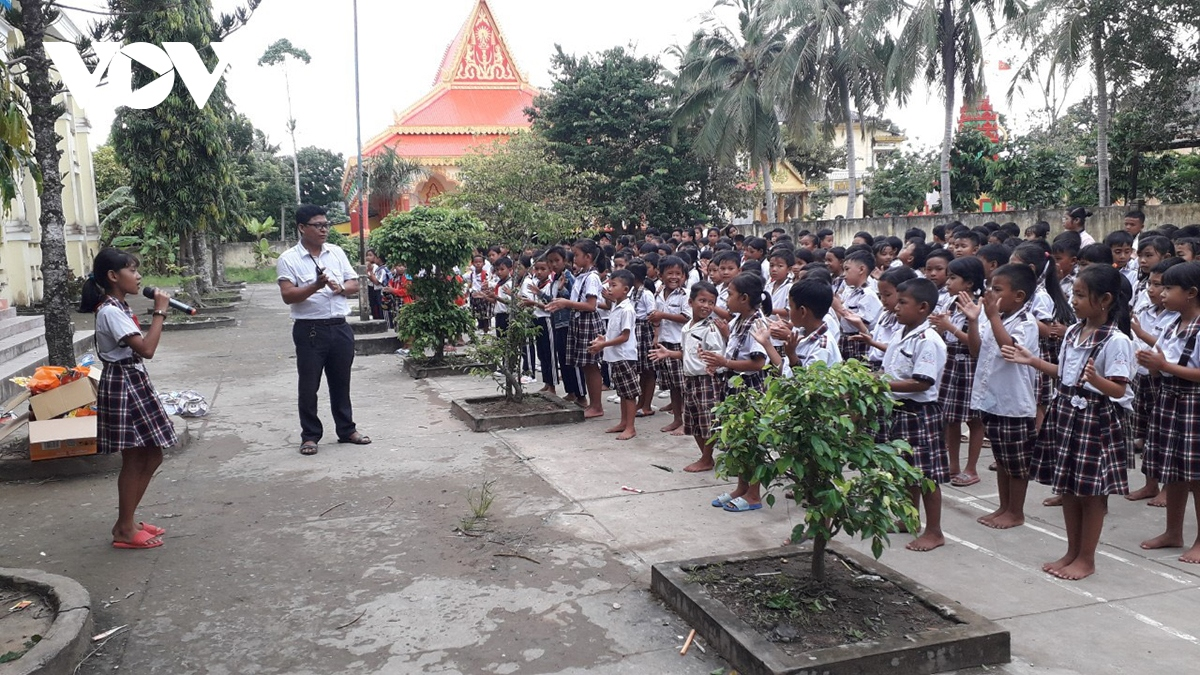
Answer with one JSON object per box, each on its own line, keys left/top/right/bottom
{"left": 944, "top": 530, "right": 1200, "bottom": 647}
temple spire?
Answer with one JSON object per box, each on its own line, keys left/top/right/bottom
{"left": 433, "top": 0, "right": 524, "bottom": 87}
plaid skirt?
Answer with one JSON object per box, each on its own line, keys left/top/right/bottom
{"left": 608, "top": 360, "right": 640, "bottom": 401}
{"left": 722, "top": 370, "right": 766, "bottom": 397}
{"left": 635, "top": 319, "right": 655, "bottom": 375}
{"left": 886, "top": 400, "right": 950, "bottom": 484}
{"left": 683, "top": 374, "right": 718, "bottom": 438}
{"left": 981, "top": 413, "right": 1035, "bottom": 479}
{"left": 566, "top": 311, "right": 603, "bottom": 367}
{"left": 1038, "top": 335, "right": 1061, "bottom": 407}
{"left": 656, "top": 341, "right": 685, "bottom": 390}
{"left": 1130, "top": 372, "right": 1158, "bottom": 442}
{"left": 838, "top": 333, "right": 869, "bottom": 362}
{"left": 97, "top": 359, "right": 178, "bottom": 454}
{"left": 938, "top": 342, "right": 978, "bottom": 424}
{"left": 470, "top": 297, "right": 493, "bottom": 324}
{"left": 1031, "top": 384, "right": 1129, "bottom": 496}
{"left": 1143, "top": 377, "right": 1200, "bottom": 483}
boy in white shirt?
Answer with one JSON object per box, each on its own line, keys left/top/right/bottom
{"left": 964, "top": 264, "right": 1041, "bottom": 530}
{"left": 590, "top": 270, "right": 639, "bottom": 440}
{"left": 837, "top": 250, "right": 883, "bottom": 361}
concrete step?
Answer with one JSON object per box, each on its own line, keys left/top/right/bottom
{"left": 0, "top": 327, "right": 46, "bottom": 366}
{"left": 0, "top": 314, "right": 44, "bottom": 342}
{"left": 0, "top": 330, "right": 95, "bottom": 403}
{"left": 349, "top": 319, "right": 388, "bottom": 335}
{"left": 354, "top": 332, "right": 401, "bottom": 356}
{"left": 0, "top": 307, "right": 15, "bottom": 322}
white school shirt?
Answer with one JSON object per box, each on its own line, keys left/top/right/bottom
{"left": 571, "top": 269, "right": 602, "bottom": 304}
{"left": 935, "top": 287, "right": 953, "bottom": 315}
{"left": 780, "top": 323, "right": 842, "bottom": 378}
{"left": 868, "top": 311, "right": 901, "bottom": 363}
{"left": 839, "top": 285, "right": 882, "bottom": 335}
{"left": 1079, "top": 230, "right": 1096, "bottom": 247}
{"left": 596, "top": 280, "right": 611, "bottom": 321}
{"left": 882, "top": 321, "right": 947, "bottom": 403}
{"left": 492, "top": 277, "right": 513, "bottom": 313}
{"left": 716, "top": 283, "right": 730, "bottom": 312}
{"left": 939, "top": 302, "right": 970, "bottom": 346}
{"left": 633, "top": 286, "right": 656, "bottom": 320}
{"left": 823, "top": 311, "right": 842, "bottom": 343}
{"left": 1030, "top": 287, "right": 1055, "bottom": 323}
{"left": 603, "top": 299, "right": 638, "bottom": 362}
{"left": 1157, "top": 317, "right": 1200, "bottom": 379}
{"left": 1059, "top": 268, "right": 1077, "bottom": 299}
{"left": 686, "top": 268, "right": 701, "bottom": 292}
{"left": 1133, "top": 306, "right": 1178, "bottom": 375}
{"left": 766, "top": 275, "right": 794, "bottom": 346}
{"left": 682, "top": 316, "right": 727, "bottom": 376}
{"left": 970, "top": 308, "right": 1040, "bottom": 418}
{"left": 1056, "top": 324, "right": 1136, "bottom": 410}
{"left": 94, "top": 302, "right": 139, "bottom": 362}
{"left": 520, "top": 276, "right": 552, "bottom": 319}
{"left": 276, "top": 242, "right": 357, "bottom": 320}
{"left": 724, "top": 313, "right": 769, "bottom": 366}
{"left": 466, "top": 267, "right": 488, "bottom": 293}
{"left": 656, "top": 287, "right": 690, "bottom": 344}
{"left": 1121, "top": 266, "right": 1139, "bottom": 292}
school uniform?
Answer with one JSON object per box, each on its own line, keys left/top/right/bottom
{"left": 837, "top": 285, "right": 882, "bottom": 361}
{"left": 566, "top": 268, "right": 603, "bottom": 368}
{"left": 632, "top": 285, "right": 657, "bottom": 376}
{"left": 551, "top": 270, "right": 584, "bottom": 397}
{"left": 1059, "top": 269, "right": 1077, "bottom": 300}
{"left": 971, "top": 307, "right": 1040, "bottom": 478}
{"left": 521, "top": 276, "right": 556, "bottom": 386}
{"left": 604, "top": 298, "right": 640, "bottom": 401}
{"left": 655, "top": 286, "right": 690, "bottom": 391}
{"left": 1032, "top": 286, "right": 1065, "bottom": 407}
{"left": 1030, "top": 323, "right": 1134, "bottom": 496}
{"left": 466, "top": 267, "right": 492, "bottom": 331}
{"left": 779, "top": 323, "right": 841, "bottom": 378}
{"left": 766, "top": 275, "right": 793, "bottom": 346}
{"left": 867, "top": 310, "right": 900, "bottom": 371}
{"left": 492, "top": 276, "right": 513, "bottom": 335}
{"left": 1121, "top": 261, "right": 1139, "bottom": 292}
{"left": 94, "top": 297, "right": 178, "bottom": 454}
{"left": 681, "top": 315, "right": 726, "bottom": 438}
{"left": 722, "top": 312, "right": 769, "bottom": 395}
{"left": 1143, "top": 317, "right": 1200, "bottom": 484}
{"left": 937, "top": 299, "right": 979, "bottom": 425}
{"left": 935, "top": 287, "right": 953, "bottom": 315}
{"left": 1130, "top": 305, "right": 1178, "bottom": 442}
{"left": 881, "top": 321, "right": 951, "bottom": 484}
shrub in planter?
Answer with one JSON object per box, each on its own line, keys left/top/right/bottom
{"left": 712, "top": 361, "right": 933, "bottom": 581}
{"left": 370, "top": 207, "right": 481, "bottom": 363}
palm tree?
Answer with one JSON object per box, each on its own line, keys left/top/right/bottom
{"left": 258, "top": 39, "right": 312, "bottom": 205}
{"left": 769, "top": 0, "right": 900, "bottom": 219}
{"left": 366, "top": 146, "right": 428, "bottom": 216}
{"left": 890, "top": 0, "right": 1019, "bottom": 213}
{"left": 673, "top": 0, "right": 786, "bottom": 223}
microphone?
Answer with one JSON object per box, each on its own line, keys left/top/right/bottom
{"left": 143, "top": 286, "right": 198, "bottom": 315}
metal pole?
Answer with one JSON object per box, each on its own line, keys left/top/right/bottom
{"left": 352, "top": 0, "right": 366, "bottom": 266}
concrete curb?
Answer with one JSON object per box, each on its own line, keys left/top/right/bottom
{"left": 0, "top": 568, "right": 93, "bottom": 675}
{"left": 451, "top": 392, "right": 585, "bottom": 432}
{"left": 0, "top": 420, "right": 192, "bottom": 482}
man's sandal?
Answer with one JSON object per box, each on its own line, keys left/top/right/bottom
{"left": 337, "top": 433, "right": 372, "bottom": 445}
{"left": 299, "top": 441, "right": 318, "bottom": 455}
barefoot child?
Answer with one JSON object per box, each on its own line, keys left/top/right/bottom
{"left": 546, "top": 240, "right": 605, "bottom": 418}
{"left": 651, "top": 282, "right": 726, "bottom": 471}
{"left": 1006, "top": 264, "right": 1134, "bottom": 580}
{"left": 650, "top": 256, "right": 691, "bottom": 434}
{"left": 932, "top": 256, "right": 987, "bottom": 487}
{"left": 626, "top": 260, "right": 659, "bottom": 417}
{"left": 703, "top": 273, "right": 771, "bottom": 512}
{"left": 1137, "top": 260, "right": 1200, "bottom": 564}
{"left": 963, "top": 263, "right": 1040, "bottom": 529}
{"left": 79, "top": 248, "right": 179, "bottom": 550}
{"left": 591, "top": 270, "right": 639, "bottom": 440}
{"left": 881, "top": 279, "right": 950, "bottom": 552}
{"left": 544, "top": 246, "right": 583, "bottom": 404}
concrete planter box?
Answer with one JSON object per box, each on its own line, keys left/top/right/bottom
{"left": 402, "top": 356, "right": 487, "bottom": 379}
{"left": 451, "top": 392, "right": 584, "bottom": 432}
{"left": 652, "top": 542, "right": 1010, "bottom": 675}
{"left": 0, "top": 568, "right": 93, "bottom": 675}
{"left": 161, "top": 316, "right": 236, "bottom": 331}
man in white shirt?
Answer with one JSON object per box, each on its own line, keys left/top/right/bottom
{"left": 276, "top": 205, "right": 371, "bottom": 455}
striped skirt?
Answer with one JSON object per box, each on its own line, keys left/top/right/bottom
{"left": 97, "top": 359, "right": 178, "bottom": 455}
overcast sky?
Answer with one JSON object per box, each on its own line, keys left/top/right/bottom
{"left": 62, "top": 0, "right": 1091, "bottom": 160}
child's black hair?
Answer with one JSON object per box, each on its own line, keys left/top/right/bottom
{"left": 689, "top": 280, "right": 719, "bottom": 302}
{"left": 740, "top": 260, "right": 764, "bottom": 277}
{"left": 1103, "top": 230, "right": 1134, "bottom": 248}
{"left": 1011, "top": 241, "right": 1073, "bottom": 324}
{"left": 1177, "top": 238, "right": 1200, "bottom": 257}
{"left": 879, "top": 266, "right": 918, "bottom": 288}
{"left": 1162, "top": 260, "right": 1200, "bottom": 298}
{"left": 896, "top": 278, "right": 938, "bottom": 314}
{"left": 768, "top": 247, "right": 796, "bottom": 268}
{"left": 1051, "top": 231, "right": 1082, "bottom": 257}
{"left": 948, "top": 256, "right": 986, "bottom": 296}
{"left": 853, "top": 230, "right": 875, "bottom": 246}
{"left": 827, "top": 246, "right": 846, "bottom": 261}
{"left": 976, "top": 243, "right": 1010, "bottom": 269}
{"left": 845, "top": 249, "right": 874, "bottom": 268}
{"left": 788, "top": 278, "right": 833, "bottom": 319}
{"left": 1151, "top": 257, "right": 1185, "bottom": 275}
{"left": 744, "top": 237, "right": 769, "bottom": 255}
{"left": 730, "top": 272, "right": 772, "bottom": 315}
{"left": 1138, "top": 235, "right": 1173, "bottom": 258}
{"left": 1079, "top": 243, "right": 1114, "bottom": 266}
{"left": 1077, "top": 264, "right": 1131, "bottom": 336}
{"left": 79, "top": 247, "right": 138, "bottom": 312}
{"left": 712, "top": 250, "right": 740, "bottom": 267}
{"left": 906, "top": 240, "right": 929, "bottom": 270}
{"left": 1067, "top": 206, "right": 1093, "bottom": 228}
{"left": 643, "top": 252, "right": 661, "bottom": 270}
{"left": 545, "top": 245, "right": 568, "bottom": 261}
{"left": 953, "top": 230, "right": 982, "bottom": 248}
{"left": 494, "top": 256, "right": 513, "bottom": 269}
{"left": 659, "top": 255, "right": 686, "bottom": 274}
{"left": 1000, "top": 222, "right": 1021, "bottom": 239}
{"left": 626, "top": 259, "right": 648, "bottom": 284}
{"left": 991, "top": 263, "right": 1037, "bottom": 306}
{"left": 926, "top": 248, "right": 954, "bottom": 265}
{"left": 608, "top": 269, "right": 636, "bottom": 289}
{"left": 795, "top": 248, "right": 814, "bottom": 265}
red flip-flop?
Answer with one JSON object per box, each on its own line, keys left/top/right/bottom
{"left": 113, "top": 529, "right": 163, "bottom": 550}
{"left": 140, "top": 522, "right": 166, "bottom": 537}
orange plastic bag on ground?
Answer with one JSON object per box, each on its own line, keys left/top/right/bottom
{"left": 26, "top": 366, "right": 89, "bottom": 394}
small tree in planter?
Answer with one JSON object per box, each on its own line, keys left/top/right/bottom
{"left": 440, "top": 133, "right": 585, "bottom": 401}
{"left": 712, "top": 361, "right": 932, "bottom": 582}
{"left": 370, "top": 207, "right": 481, "bottom": 363}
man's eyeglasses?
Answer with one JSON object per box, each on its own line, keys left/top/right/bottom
{"left": 305, "top": 222, "right": 331, "bottom": 230}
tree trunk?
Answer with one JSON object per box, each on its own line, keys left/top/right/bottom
{"left": 1092, "top": 25, "right": 1111, "bottom": 207}
{"left": 761, "top": 160, "right": 775, "bottom": 224}
{"left": 840, "top": 76, "right": 857, "bottom": 219}
{"left": 213, "top": 234, "right": 227, "bottom": 284}
{"left": 180, "top": 230, "right": 202, "bottom": 304}
{"left": 939, "top": 0, "right": 956, "bottom": 214}
{"left": 20, "top": 2, "right": 75, "bottom": 367}
{"left": 811, "top": 535, "right": 828, "bottom": 583}
{"left": 285, "top": 65, "right": 302, "bottom": 205}
{"left": 193, "top": 232, "right": 214, "bottom": 295}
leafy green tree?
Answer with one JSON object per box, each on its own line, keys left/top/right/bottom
{"left": 712, "top": 361, "right": 928, "bottom": 582}
{"left": 370, "top": 207, "right": 482, "bottom": 362}
{"left": 987, "top": 137, "right": 1072, "bottom": 209}
{"left": 891, "top": 0, "right": 1020, "bottom": 215}
{"left": 228, "top": 114, "right": 293, "bottom": 234}
{"left": 258, "top": 38, "right": 311, "bottom": 204}
{"left": 529, "top": 46, "right": 700, "bottom": 232}
{"left": 865, "top": 148, "right": 937, "bottom": 215}
{"left": 1160, "top": 154, "right": 1200, "bottom": 204}
{"left": 92, "top": 145, "right": 129, "bottom": 203}
{"left": 785, "top": 134, "right": 845, "bottom": 183}
{"left": 297, "top": 145, "right": 346, "bottom": 208}
{"left": 945, "top": 129, "right": 998, "bottom": 213}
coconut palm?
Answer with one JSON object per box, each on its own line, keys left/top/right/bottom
{"left": 673, "top": 0, "right": 787, "bottom": 223}
{"left": 769, "top": 0, "right": 900, "bottom": 219}
{"left": 258, "top": 39, "right": 312, "bottom": 205}
{"left": 366, "top": 146, "right": 428, "bottom": 216}
{"left": 890, "top": 0, "right": 1020, "bottom": 213}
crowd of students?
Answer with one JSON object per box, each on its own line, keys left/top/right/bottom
{"left": 428, "top": 210, "right": 1200, "bottom": 580}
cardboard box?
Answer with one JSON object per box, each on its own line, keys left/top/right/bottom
{"left": 29, "top": 368, "right": 100, "bottom": 421}
{"left": 28, "top": 416, "right": 98, "bottom": 461}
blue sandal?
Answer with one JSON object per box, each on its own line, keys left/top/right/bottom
{"left": 723, "top": 497, "right": 762, "bottom": 512}
{"left": 711, "top": 493, "right": 734, "bottom": 508}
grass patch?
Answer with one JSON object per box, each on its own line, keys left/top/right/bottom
{"left": 225, "top": 267, "right": 278, "bottom": 284}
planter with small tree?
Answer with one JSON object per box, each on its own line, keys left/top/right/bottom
{"left": 652, "top": 362, "right": 1010, "bottom": 674}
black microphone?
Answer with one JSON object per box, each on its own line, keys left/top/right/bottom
{"left": 143, "top": 286, "right": 198, "bottom": 315}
